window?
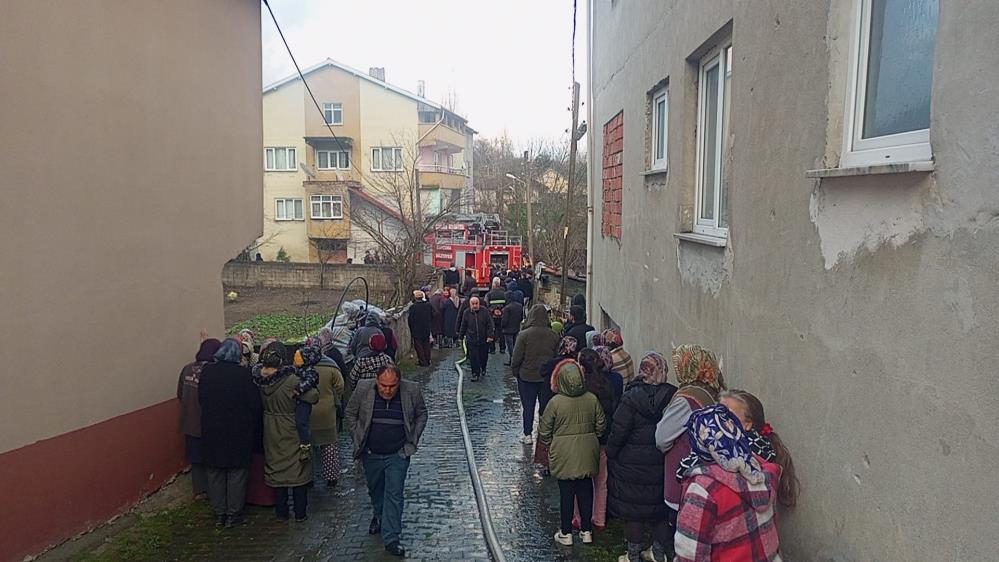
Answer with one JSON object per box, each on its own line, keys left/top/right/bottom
{"left": 695, "top": 43, "right": 732, "bottom": 238}
{"left": 264, "top": 147, "right": 297, "bottom": 171}
{"left": 843, "top": 0, "right": 937, "bottom": 167}
{"left": 310, "top": 195, "right": 343, "bottom": 219}
{"left": 275, "top": 198, "right": 304, "bottom": 221}
{"left": 317, "top": 149, "right": 350, "bottom": 170}
{"left": 651, "top": 89, "right": 668, "bottom": 170}
{"left": 371, "top": 146, "right": 404, "bottom": 171}
{"left": 323, "top": 103, "right": 343, "bottom": 125}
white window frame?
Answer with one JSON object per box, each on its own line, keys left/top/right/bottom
{"left": 310, "top": 194, "right": 344, "bottom": 220}
{"left": 264, "top": 147, "right": 298, "bottom": 171}
{"left": 694, "top": 43, "right": 732, "bottom": 239}
{"left": 323, "top": 102, "right": 343, "bottom": 125}
{"left": 651, "top": 89, "right": 668, "bottom": 171}
{"left": 274, "top": 198, "right": 304, "bottom": 221}
{"left": 841, "top": 0, "right": 934, "bottom": 168}
{"left": 370, "top": 146, "right": 404, "bottom": 171}
{"left": 316, "top": 149, "right": 350, "bottom": 170}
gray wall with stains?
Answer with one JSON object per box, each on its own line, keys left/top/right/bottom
{"left": 586, "top": 0, "right": 999, "bottom": 559}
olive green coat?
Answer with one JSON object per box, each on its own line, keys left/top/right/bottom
{"left": 538, "top": 362, "right": 607, "bottom": 480}
{"left": 310, "top": 359, "right": 345, "bottom": 446}
{"left": 260, "top": 373, "right": 319, "bottom": 487}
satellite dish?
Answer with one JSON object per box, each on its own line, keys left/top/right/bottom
{"left": 300, "top": 162, "right": 317, "bottom": 179}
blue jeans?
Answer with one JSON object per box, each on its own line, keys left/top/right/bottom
{"left": 517, "top": 379, "right": 542, "bottom": 436}
{"left": 504, "top": 333, "right": 517, "bottom": 363}
{"left": 363, "top": 452, "right": 411, "bottom": 546}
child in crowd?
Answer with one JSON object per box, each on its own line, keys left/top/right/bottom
{"left": 538, "top": 359, "right": 607, "bottom": 547}
{"left": 292, "top": 346, "right": 322, "bottom": 461}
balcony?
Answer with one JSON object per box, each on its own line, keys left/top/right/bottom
{"left": 418, "top": 164, "right": 467, "bottom": 189}
{"left": 418, "top": 122, "right": 466, "bottom": 151}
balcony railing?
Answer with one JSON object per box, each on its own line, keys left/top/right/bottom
{"left": 418, "top": 163, "right": 468, "bottom": 176}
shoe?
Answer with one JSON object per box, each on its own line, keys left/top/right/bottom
{"left": 385, "top": 542, "right": 406, "bottom": 557}
{"left": 295, "top": 515, "right": 308, "bottom": 523}
{"left": 470, "top": 374, "right": 479, "bottom": 382}
{"left": 580, "top": 531, "right": 593, "bottom": 544}
{"left": 215, "top": 515, "right": 226, "bottom": 527}
{"left": 554, "top": 530, "right": 573, "bottom": 546}
{"left": 617, "top": 556, "right": 632, "bottom": 562}
{"left": 593, "top": 523, "right": 607, "bottom": 531}
{"left": 519, "top": 434, "right": 533, "bottom": 445}
{"left": 641, "top": 546, "right": 666, "bottom": 562}
{"left": 368, "top": 516, "right": 381, "bottom": 535}
{"left": 503, "top": 362, "right": 511, "bottom": 366}
{"left": 225, "top": 514, "right": 243, "bottom": 528}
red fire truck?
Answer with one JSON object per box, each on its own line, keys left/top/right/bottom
{"left": 429, "top": 214, "right": 523, "bottom": 287}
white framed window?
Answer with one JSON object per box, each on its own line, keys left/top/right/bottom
{"left": 651, "top": 89, "right": 668, "bottom": 170}
{"left": 264, "top": 147, "right": 297, "bottom": 171}
{"left": 323, "top": 103, "right": 343, "bottom": 125}
{"left": 310, "top": 194, "right": 343, "bottom": 219}
{"left": 842, "top": 0, "right": 937, "bottom": 168}
{"left": 275, "top": 198, "right": 304, "bottom": 221}
{"left": 371, "top": 146, "right": 404, "bottom": 171}
{"left": 316, "top": 149, "right": 350, "bottom": 170}
{"left": 694, "top": 43, "right": 733, "bottom": 238}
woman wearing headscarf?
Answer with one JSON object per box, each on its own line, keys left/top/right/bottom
{"left": 253, "top": 341, "right": 319, "bottom": 521}
{"left": 573, "top": 348, "right": 623, "bottom": 531}
{"left": 298, "top": 345, "right": 345, "bottom": 488}
{"left": 198, "top": 339, "right": 261, "bottom": 527}
{"left": 673, "top": 405, "right": 781, "bottom": 561}
{"left": 655, "top": 345, "right": 725, "bottom": 520}
{"left": 236, "top": 329, "right": 258, "bottom": 368}
{"left": 177, "top": 338, "right": 221, "bottom": 498}
{"left": 601, "top": 329, "right": 635, "bottom": 383}
{"left": 607, "top": 352, "right": 678, "bottom": 562}
{"left": 533, "top": 336, "right": 580, "bottom": 471}
{"left": 349, "top": 332, "right": 394, "bottom": 388}
{"left": 246, "top": 339, "right": 279, "bottom": 507}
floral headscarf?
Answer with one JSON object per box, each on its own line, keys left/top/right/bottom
{"left": 686, "top": 404, "right": 764, "bottom": 484}
{"left": 556, "top": 336, "right": 578, "bottom": 357}
{"left": 236, "top": 329, "right": 255, "bottom": 356}
{"left": 671, "top": 344, "right": 723, "bottom": 391}
{"left": 601, "top": 329, "right": 623, "bottom": 350}
{"left": 196, "top": 338, "right": 222, "bottom": 363}
{"left": 259, "top": 337, "right": 280, "bottom": 355}
{"left": 214, "top": 338, "right": 243, "bottom": 364}
{"left": 593, "top": 346, "right": 614, "bottom": 373}
{"left": 294, "top": 345, "right": 321, "bottom": 394}
{"left": 636, "top": 351, "right": 670, "bottom": 385}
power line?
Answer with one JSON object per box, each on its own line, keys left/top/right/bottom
{"left": 571, "top": 0, "right": 578, "bottom": 84}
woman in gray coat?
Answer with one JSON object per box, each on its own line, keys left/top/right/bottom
{"left": 510, "top": 304, "right": 559, "bottom": 443}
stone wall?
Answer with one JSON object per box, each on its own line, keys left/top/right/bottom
{"left": 223, "top": 261, "right": 402, "bottom": 291}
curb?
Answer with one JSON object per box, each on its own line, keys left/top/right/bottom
{"left": 454, "top": 361, "right": 508, "bottom": 562}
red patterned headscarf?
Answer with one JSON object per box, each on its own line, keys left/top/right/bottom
{"left": 671, "top": 344, "right": 722, "bottom": 392}
{"left": 636, "top": 351, "right": 670, "bottom": 385}
{"left": 601, "top": 329, "right": 623, "bottom": 350}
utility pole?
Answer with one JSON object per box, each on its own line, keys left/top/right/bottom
{"left": 524, "top": 150, "right": 534, "bottom": 265}
{"left": 560, "top": 82, "right": 581, "bottom": 308}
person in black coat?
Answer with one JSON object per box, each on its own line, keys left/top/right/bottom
{"left": 564, "top": 305, "right": 595, "bottom": 347}
{"left": 441, "top": 288, "right": 459, "bottom": 347}
{"left": 519, "top": 276, "right": 534, "bottom": 306}
{"left": 500, "top": 290, "right": 525, "bottom": 365}
{"left": 457, "top": 296, "right": 494, "bottom": 381}
{"left": 198, "top": 338, "right": 262, "bottom": 527}
{"left": 407, "top": 290, "right": 434, "bottom": 367}
{"left": 606, "top": 352, "right": 677, "bottom": 561}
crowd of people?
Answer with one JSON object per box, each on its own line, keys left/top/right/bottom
{"left": 180, "top": 262, "right": 796, "bottom": 561}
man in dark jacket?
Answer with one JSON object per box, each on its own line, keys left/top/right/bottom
{"left": 345, "top": 365, "right": 428, "bottom": 557}
{"left": 407, "top": 290, "right": 434, "bottom": 367}
{"left": 457, "top": 296, "right": 493, "bottom": 381}
{"left": 510, "top": 304, "right": 558, "bottom": 442}
{"left": 564, "top": 305, "right": 595, "bottom": 347}
{"left": 519, "top": 275, "right": 534, "bottom": 307}
{"left": 500, "top": 290, "right": 525, "bottom": 365}
{"left": 485, "top": 278, "right": 507, "bottom": 354}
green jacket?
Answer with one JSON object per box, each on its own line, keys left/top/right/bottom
{"left": 260, "top": 373, "right": 319, "bottom": 487}
{"left": 510, "top": 305, "right": 559, "bottom": 383}
{"left": 310, "top": 358, "right": 344, "bottom": 446}
{"left": 538, "top": 361, "right": 607, "bottom": 480}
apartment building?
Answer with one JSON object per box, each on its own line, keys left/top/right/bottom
{"left": 587, "top": 1, "right": 998, "bottom": 560}
{"left": 0, "top": 1, "right": 262, "bottom": 559}
{"left": 260, "top": 59, "right": 475, "bottom": 263}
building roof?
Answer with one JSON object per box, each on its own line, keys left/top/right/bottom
{"left": 263, "top": 58, "right": 471, "bottom": 125}
{"left": 348, "top": 186, "right": 411, "bottom": 225}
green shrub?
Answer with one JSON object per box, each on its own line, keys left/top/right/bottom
{"left": 275, "top": 247, "right": 291, "bottom": 262}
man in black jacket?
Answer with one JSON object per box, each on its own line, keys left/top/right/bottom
{"left": 564, "top": 305, "right": 595, "bottom": 347}
{"left": 407, "top": 290, "right": 434, "bottom": 367}
{"left": 500, "top": 290, "right": 524, "bottom": 365}
{"left": 457, "top": 296, "right": 493, "bottom": 381}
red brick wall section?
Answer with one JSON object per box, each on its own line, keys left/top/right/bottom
{"left": 601, "top": 111, "right": 624, "bottom": 239}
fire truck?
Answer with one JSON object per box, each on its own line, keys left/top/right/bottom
{"left": 428, "top": 213, "right": 524, "bottom": 287}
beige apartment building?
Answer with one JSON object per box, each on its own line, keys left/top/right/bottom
{"left": 0, "top": 1, "right": 262, "bottom": 560}
{"left": 587, "top": 0, "right": 998, "bottom": 560}
{"left": 259, "top": 59, "right": 475, "bottom": 263}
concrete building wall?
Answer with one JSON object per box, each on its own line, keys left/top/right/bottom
{"left": 262, "top": 81, "right": 309, "bottom": 261}
{"left": 0, "top": 1, "right": 262, "bottom": 559}
{"left": 586, "top": 1, "right": 999, "bottom": 560}
{"left": 358, "top": 78, "right": 420, "bottom": 191}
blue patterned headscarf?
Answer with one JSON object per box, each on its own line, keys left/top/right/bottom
{"left": 686, "top": 404, "right": 764, "bottom": 484}
{"left": 214, "top": 338, "right": 243, "bottom": 364}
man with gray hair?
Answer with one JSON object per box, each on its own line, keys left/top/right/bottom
{"left": 457, "top": 296, "right": 493, "bottom": 381}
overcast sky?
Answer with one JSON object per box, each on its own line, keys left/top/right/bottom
{"left": 261, "top": 0, "right": 588, "bottom": 147}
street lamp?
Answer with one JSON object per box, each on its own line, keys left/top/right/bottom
{"left": 504, "top": 172, "right": 533, "bottom": 264}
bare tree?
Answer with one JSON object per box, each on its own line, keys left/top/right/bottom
{"left": 309, "top": 218, "right": 347, "bottom": 289}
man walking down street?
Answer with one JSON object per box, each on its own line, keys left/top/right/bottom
{"left": 407, "top": 290, "right": 433, "bottom": 367}
{"left": 501, "top": 290, "right": 525, "bottom": 366}
{"left": 345, "top": 365, "right": 428, "bottom": 557}
{"left": 458, "top": 296, "right": 493, "bottom": 381}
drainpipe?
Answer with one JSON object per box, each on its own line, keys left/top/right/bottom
{"left": 584, "top": 0, "right": 595, "bottom": 322}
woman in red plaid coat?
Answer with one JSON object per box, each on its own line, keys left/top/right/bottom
{"left": 674, "top": 404, "right": 782, "bottom": 562}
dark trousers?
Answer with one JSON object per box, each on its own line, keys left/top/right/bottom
{"left": 491, "top": 318, "right": 505, "bottom": 352}
{"left": 624, "top": 518, "right": 672, "bottom": 544}
{"left": 275, "top": 484, "right": 309, "bottom": 520}
{"left": 558, "top": 478, "right": 593, "bottom": 534}
{"left": 363, "top": 453, "right": 411, "bottom": 546}
{"left": 538, "top": 382, "right": 554, "bottom": 416}
{"left": 412, "top": 336, "right": 432, "bottom": 366}
{"left": 205, "top": 466, "right": 249, "bottom": 517}
{"left": 295, "top": 401, "right": 312, "bottom": 443}
{"left": 465, "top": 339, "right": 489, "bottom": 375}
{"left": 504, "top": 333, "right": 517, "bottom": 363}
{"left": 517, "top": 379, "right": 542, "bottom": 436}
